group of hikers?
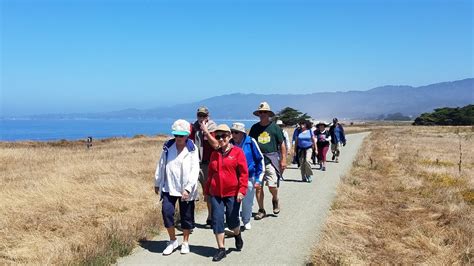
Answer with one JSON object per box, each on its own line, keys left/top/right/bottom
{"left": 154, "top": 102, "right": 346, "bottom": 262}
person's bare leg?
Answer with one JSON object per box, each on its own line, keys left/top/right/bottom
{"left": 232, "top": 226, "right": 241, "bottom": 235}
{"left": 183, "top": 229, "right": 190, "bottom": 242}
{"left": 269, "top": 187, "right": 278, "bottom": 201}
{"left": 166, "top": 227, "right": 176, "bottom": 241}
{"left": 215, "top": 233, "right": 225, "bottom": 248}
{"left": 255, "top": 187, "right": 264, "bottom": 209}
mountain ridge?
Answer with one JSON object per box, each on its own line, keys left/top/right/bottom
{"left": 15, "top": 78, "right": 474, "bottom": 120}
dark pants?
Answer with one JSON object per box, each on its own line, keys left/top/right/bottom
{"left": 161, "top": 192, "right": 195, "bottom": 230}
{"left": 210, "top": 196, "right": 241, "bottom": 234}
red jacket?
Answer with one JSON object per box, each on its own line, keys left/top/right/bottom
{"left": 204, "top": 145, "right": 249, "bottom": 197}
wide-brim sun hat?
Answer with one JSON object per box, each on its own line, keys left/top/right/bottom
{"left": 316, "top": 121, "right": 329, "bottom": 127}
{"left": 253, "top": 102, "right": 275, "bottom": 117}
{"left": 215, "top": 124, "right": 231, "bottom": 133}
{"left": 171, "top": 119, "right": 191, "bottom": 136}
{"left": 231, "top": 122, "right": 246, "bottom": 133}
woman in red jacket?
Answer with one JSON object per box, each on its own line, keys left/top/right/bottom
{"left": 204, "top": 124, "right": 249, "bottom": 262}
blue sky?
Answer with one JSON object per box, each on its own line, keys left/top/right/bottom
{"left": 1, "top": 0, "right": 472, "bottom": 116}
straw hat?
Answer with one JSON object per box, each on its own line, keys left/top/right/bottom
{"left": 253, "top": 102, "right": 275, "bottom": 117}
{"left": 215, "top": 124, "right": 231, "bottom": 133}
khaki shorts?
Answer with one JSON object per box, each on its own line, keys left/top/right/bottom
{"left": 263, "top": 163, "right": 279, "bottom": 188}
{"left": 198, "top": 163, "right": 209, "bottom": 187}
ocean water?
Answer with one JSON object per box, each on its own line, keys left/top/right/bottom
{"left": 0, "top": 119, "right": 257, "bottom": 141}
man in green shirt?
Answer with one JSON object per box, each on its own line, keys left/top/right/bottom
{"left": 249, "top": 102, "right": 287, "bottom": 220}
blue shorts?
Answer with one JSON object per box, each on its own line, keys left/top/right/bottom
{"left": 161, "top": 192, "right": 195, "bottom": 230}
{"left": 210, "top": 196, "right": 241, "bottom": 234}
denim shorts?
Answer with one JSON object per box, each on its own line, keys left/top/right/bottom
{"left": 210, "top": 195, "right": 241, "bottom": 234}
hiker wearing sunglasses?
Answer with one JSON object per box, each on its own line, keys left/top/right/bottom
{"left": 189, "top": 106, "right": 217, "bottom": 227}
{"left": 154, "top": 119, "right": 199, "bottom": 255}
{"left": 249, "top": 102, "right": 287, "bottom": 220}
{"left": 204, "top": 124, "right": 249, "bottom": 262}
{"left": 230, "top": 122, "right": 264, "bottom": 230}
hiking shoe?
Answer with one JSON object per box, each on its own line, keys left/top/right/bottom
{"left": 322, "top": 166, "right": 326, "bottom": 171}
{"left": 234, "top": 233, "right": 243, "bottom": 250}
{"left": 163, "top": 239, "right": 178, "bottom": 255}
{"left": 302, "top": 176, "right": 307, "bottom": 182}
{"left": 272, "top": 199, "right": 280, "bottom": 214}
{"left": 212, "top": 248, "right": 226, "bottom": 262}
{"left": 244, "top": 223, "right": 251, "bottom": 230}
{"left": 307, "top": 176, "right": 313, "bottom": 183}
{"left": 180, "top": 242, "right": 190, "bottom": 254}
{"left": 332, "top": 154, "right": 336, "bottom": 161}
{"left": 254, "top": 209, "right": 266, "bottom": 220}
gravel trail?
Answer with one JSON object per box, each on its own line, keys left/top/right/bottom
{"left": 118, "top": 132, "right": 369, "bottom": 265}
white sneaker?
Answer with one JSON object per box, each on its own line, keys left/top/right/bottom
{"left": 180, "top": 242, "right": 190, "bottom": 254}
{"left": 163, "top": 239, "right": 178, "bottom": 255}
{"left": 244, "top": 223, "right": 252, "bottom": 230}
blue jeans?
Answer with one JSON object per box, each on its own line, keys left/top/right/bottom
{"left": 241, "top": 178, "right": 256, "bottom": 224}
{"left": 210, "top": 195, "right": 241, "bottom": 234}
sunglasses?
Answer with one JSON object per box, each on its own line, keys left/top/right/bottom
{"left": 258, "top": 111, "right": 269, "bottom": 114}
{"left": 215, "top": 134, "right": 229, "bottom": 140}
{"left": 174, "top": 135, "right": 186, "bottom": 138}
{"left": 231, "top": 131, "right": 242, "bottom": 134}
{"left": 197, "top": 114, "right": 208, "bottom": 118}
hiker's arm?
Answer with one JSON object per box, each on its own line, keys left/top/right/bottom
{"left": 280, "top": 141, "right": 287, "bottom": 171}
{"left": 201, "top": 121, "right": 219, "bottom": 149}
{"left": 154, "top": 154, "right": 165, "bottom": 194}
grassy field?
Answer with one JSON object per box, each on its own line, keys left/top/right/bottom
{"left": 2, "top": 123, "right": 471, "bottom": 264}
{"left": 0, "top": 136, "right": 174, "bottom": 264}
{"left": 311, "top": 126, "right": 473, "bottom": 264}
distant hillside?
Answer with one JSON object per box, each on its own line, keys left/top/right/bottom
{"left": 28, "top": 78, "right": 473, "bottom": 120}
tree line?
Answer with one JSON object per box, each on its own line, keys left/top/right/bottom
{"left": 413, "top": 104, "right": 474, "bottom": 126}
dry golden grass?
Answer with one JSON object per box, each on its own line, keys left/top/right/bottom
{"left": 0, "top": 135, "right": 208, "bottom": 264}
{"left": 312, "top": 126, "right": 474, "bottom": 264}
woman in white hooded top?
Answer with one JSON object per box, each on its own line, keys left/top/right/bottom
{"left": 154, "top": 119, "right": 200, "bottom": 255}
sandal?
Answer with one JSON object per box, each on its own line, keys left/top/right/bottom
{"left": 254, "top": 209, "right": 266, "bottom": 220}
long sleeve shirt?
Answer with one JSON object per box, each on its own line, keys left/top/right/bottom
{"left": 204, "top": 145, "right": 249, "bottom": 197}
{"left": 154, "top": 140, "right": 200, "bottom": 200}
{"left": 232, "top": 135, "right": 264, "bottom": 183}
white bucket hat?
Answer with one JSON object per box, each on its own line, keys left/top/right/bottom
{"left": 171, "top": 119, "right": 191, "bottom": 136}
{"left": 231, "top": 122, "right": 246, "bottom": 133}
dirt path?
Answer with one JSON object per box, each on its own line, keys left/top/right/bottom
{"left": 118, "top": 132, "right": 369, "bottom": 265}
